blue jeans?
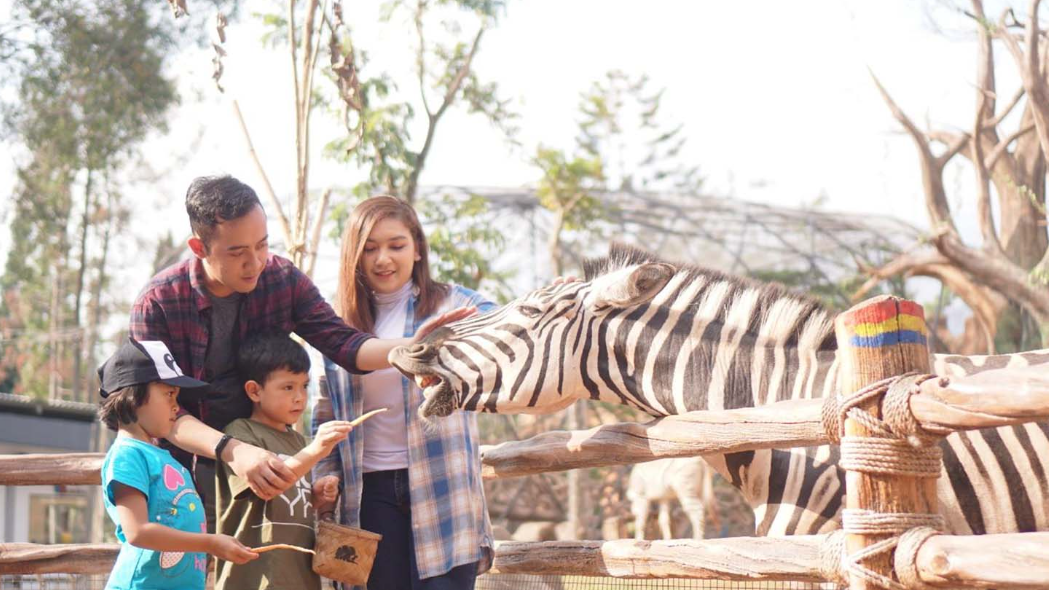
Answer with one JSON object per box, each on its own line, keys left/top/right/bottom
{"left": 360, "top": 469, "right": 478, "bottom": 590}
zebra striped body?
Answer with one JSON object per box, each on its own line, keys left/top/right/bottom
{"left": 389, "top": 244, "right": 1049, "bottom": 537}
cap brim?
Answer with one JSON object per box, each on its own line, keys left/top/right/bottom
{"left": 159, "top": 375, "right": 210, "bottom": 390}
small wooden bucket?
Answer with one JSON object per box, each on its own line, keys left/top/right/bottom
{"left": 312, "top": 520, "right": 383, "bottom": 586}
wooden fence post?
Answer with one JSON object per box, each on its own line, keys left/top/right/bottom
{"left": 834, "top": 295, "right": 938, "bottom": 590}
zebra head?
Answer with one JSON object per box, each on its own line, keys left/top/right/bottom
{"left": 391, "top": 243, "right": 839, "bottom": 419}
{"left": 389, "top": 251, "right": 677, "bottom": 417}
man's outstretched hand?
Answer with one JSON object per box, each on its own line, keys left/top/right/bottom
{"left": 227, "top": 442, "right": 298, "bottom": 500}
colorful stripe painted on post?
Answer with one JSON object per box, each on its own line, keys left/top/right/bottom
{"left": 844, "top": 299, "right": 928, "bottom": 348}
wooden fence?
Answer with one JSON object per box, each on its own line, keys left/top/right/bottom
{"left": 2, "top": 295, "right": 1049, "bottom": 589}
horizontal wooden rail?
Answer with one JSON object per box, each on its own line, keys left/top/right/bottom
{"left": 5, "top": 531, "right": 1049, "bottom": 587}
{"left": 480, "top": 399, "right": 826, "bottom": 480}
{"left": 481, "top": 365, "right": 1049, "bottom": 479}
{"left": 0, "top": 543, "right": 118, "bottom": 575}
{"left": 1, "top": 364, "right": 1045, "bottom": 485}
{"left": 492, "top": 532, "right": 1049, "bottom": 587}
{"left": 916, "top": 532, "right": 1049, "bottom": 589}
{"left": 0, "top": 453, "right": 103, "bottom": 486}
{"left": 491, "top": 536, "right": 826, "bottom": 581}
{"left": 913, "top": 364, "right": 1049, "bottom": 431}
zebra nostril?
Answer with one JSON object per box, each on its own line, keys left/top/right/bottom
{"left": 409, "top": 343, "right": 432, "bottom": 357}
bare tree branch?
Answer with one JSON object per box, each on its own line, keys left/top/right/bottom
{"left": 404, "top": 20, "right": 487, "bottom": 202}
{"left": 997, "top": 3, "right": 1049, "bottom": 169}
{"left": 1026, "top": 0, "right": 1042, "bottom": 81}
{"left": 989, "top": 86, "right": 1025, "bottom": 128}
{"left": 415, "top": 0, "right": 432, "bottom": 118}
{"left": 871, "top": 71, "right": 958, "bottom": 233}
{"left": 853, "top": 248, "right": 1004, "bottom": 352}
{"left": 232, "top": 99, "right": 294, "bottom": 251}
{"left": 305, "top": 187, "right": 331, "bottom": 278}
{"left": 972, "top": 84, "right": 1006, "bottom": 256}
{"left": 986, "top": 122, "right": 1035, "bottom": 168}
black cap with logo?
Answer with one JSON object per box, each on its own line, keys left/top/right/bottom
{"left": 98, "top": 338, "right": 209, "bottom": 398}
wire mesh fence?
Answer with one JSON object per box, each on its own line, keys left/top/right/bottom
{"left": 475, "top": 576, "right": 835, "bottom": 590}
{"left": 0, "top": 574, "right": 835, "bottom": 590}
{"left": 0, "top": 575, "right": 106, "bottom": 590}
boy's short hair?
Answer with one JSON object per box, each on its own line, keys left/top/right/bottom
{"left": 98, "top": 384, "right": 150, "bottom": 431}
{"left": 186, "top": 175, "right": 263, "bottom": 249}
{"left": 237, "top": 333, "right": 311, "bottom": 386}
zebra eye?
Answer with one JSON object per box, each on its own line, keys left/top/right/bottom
{"left": 517, "top": 305, "right": 543, "bottom": 318}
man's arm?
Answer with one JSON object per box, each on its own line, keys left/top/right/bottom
{"left": 130, "top": 290, "right": 297, "bottom": 500}
{"left": 289, "top": 265, "right": 373, "bottom": 373}
{"left": 166, "top": 415, "right": 296, "bottom": 500}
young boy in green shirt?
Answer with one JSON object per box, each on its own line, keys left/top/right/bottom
{"left": 216, "top": 334, "right": 352, "bottom": 590}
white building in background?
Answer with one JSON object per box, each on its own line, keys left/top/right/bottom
{"left": 0, "top": 393, "right": 105, "bottom": 544}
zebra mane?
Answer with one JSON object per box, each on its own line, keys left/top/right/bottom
{"left": 584, "top": 242, "right": 837, "bottom": 351}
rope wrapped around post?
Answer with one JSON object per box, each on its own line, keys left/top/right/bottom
{"left": 820, "top": 372, "right": 946, "bottom": 589}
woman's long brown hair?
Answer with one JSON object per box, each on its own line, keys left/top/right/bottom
{"left": 336, "top": 196, "right": 449, "bottom": 333}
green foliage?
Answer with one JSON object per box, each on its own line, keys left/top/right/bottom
{"left": 576, "top": 70, "right": 701, "bottom": 193}
{"left": 324, "top": 74, "right": 418, "bottom": 196}
{"left": 1, "top": 0, "right": 180, "bottom": 398}
{"left": 420, "top": 193, "right": 514, "bottom": 302}
{"left": 534, "top": 147, "right": 606, "bottom": 230}
{"left": 319, "top": 0, "right": 517, "bottom": 293}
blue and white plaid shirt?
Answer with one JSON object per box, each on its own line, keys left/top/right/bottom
{"left": 312, "top": 285, "right": 495, "bottom": 584}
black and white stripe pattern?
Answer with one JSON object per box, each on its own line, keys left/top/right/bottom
{"left": 408, "top": 244, "right": 1049, "bottom": 537}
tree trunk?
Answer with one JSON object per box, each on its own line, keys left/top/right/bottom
{"left": 71, "top": 169, "right": 93, "bottom": 400}
{"left": 81, "top": 196, "right": 113, "bottom": 400}
{"left": 549, "top": 211, "right": 565, "bottom": 278}
{"left": 996, "top": 112, "right": 1047, "bottom": 270}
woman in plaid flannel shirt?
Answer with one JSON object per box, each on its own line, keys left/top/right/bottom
{"left": 312, "top": 196, "right": 494, "bottom": 590}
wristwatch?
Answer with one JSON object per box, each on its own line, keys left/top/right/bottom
{"left": 215, "top": 434, "right": 235, "bottom": 461}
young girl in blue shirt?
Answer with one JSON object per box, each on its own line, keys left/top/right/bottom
{"left": 97, "top": 338, "right": 258, "bottom": 590}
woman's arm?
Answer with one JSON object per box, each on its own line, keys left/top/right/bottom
{"left": 112, "top": 483, "right": 257, "bottom": 564}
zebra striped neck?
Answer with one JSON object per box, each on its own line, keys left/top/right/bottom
{"left": 575, "top": 268, "right": 839, "bottom": 415}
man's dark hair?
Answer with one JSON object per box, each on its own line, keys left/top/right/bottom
{"left": 237, "top": 333, "right": 311, "bottom": 386}
{"left": 185, "top": 175, "right": 263, "bottom": 248}
{"left": 98, "top": 384, "right": 150, "bottom": 431}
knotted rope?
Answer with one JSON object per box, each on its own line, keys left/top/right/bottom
{"left": 818, "top": 373, "right": 946, "bottom": 589}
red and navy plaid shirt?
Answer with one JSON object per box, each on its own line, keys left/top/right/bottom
{"left": 129, "top": 254, "right": 371, "bottom": 432}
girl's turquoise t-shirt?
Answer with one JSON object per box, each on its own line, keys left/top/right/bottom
{"left": 102, "top": 436, "right": 207, "bottom": 590}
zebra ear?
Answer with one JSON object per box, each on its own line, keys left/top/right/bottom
{"left": 587, "top": 262, "right": 675, "bottom": 311}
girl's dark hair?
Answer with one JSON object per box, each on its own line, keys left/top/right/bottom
{"left": 237, "top": 332, "right": 311, "bottom": 385}
{"left": 98, "top": 383, "right": 150, "bottom": 431}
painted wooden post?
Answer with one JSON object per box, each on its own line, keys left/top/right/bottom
{"left": 834, "top": 295, "right": 937, "bottom": 590}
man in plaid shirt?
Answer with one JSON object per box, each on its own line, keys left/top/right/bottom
{"left": 129, "top": 175, "right": 473, "bottom": 530}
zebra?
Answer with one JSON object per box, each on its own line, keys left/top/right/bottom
{"left": 390, "top": 243, "right": 1049, "bottom": 537}
{"left": 628, "top": 456, "right": 718, "bottom": 540}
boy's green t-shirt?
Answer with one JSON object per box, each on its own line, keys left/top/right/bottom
{"left": 216, "top": 418, "right": 321, "bottom": 590}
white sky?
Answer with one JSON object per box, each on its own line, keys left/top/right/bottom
{"left": 0, "top": 0, "right": 1026, "bottom": 312}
